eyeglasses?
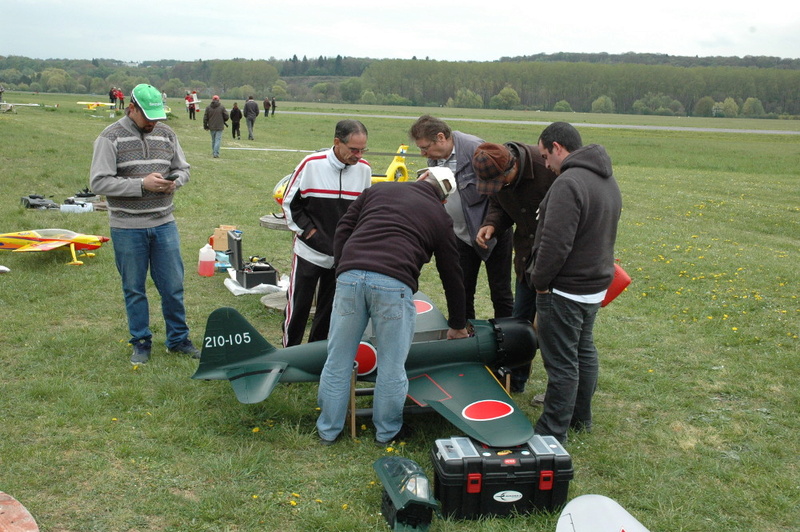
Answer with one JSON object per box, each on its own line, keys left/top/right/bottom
{"left": 417, "top": 139, "right": 438, "bottom": 153}
{"left": 342, "top": 144, "right": 368, "bottom": 154}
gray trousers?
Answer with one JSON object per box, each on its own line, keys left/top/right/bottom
{"left": 534, "top": 292, "right": 601, "bottom": 443}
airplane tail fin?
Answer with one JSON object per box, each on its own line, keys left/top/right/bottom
{"left": 191, "top": 307, "right": 287, "bottom": 404}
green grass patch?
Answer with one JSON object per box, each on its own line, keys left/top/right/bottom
{"left": 1, "top": 92, "right": 798, "bottom": 531}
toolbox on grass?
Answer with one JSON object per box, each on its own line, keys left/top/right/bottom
{"left": 431, "top": 435, "right": 573, "bottom": 519}
{"left": 226, "top": 230, "right": 278, "bottom": 289}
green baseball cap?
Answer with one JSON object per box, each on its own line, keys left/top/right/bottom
{"left": 131, "top": 83, "right": 166, "bottom": 121}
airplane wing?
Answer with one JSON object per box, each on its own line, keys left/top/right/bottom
{"left": 556, "top": 494, "right": 652, "bottom": 532}
{"left": 407, "top": 363, "right": 535, "bottom": 447}
{"left": 13, "top": 241, "right": 70, "bottom": 252}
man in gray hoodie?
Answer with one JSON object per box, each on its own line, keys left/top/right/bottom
{"left": 529, "top": 122, "right": 622, "bottom": 443}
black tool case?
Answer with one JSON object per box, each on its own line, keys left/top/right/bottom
{"left": 431, "top": 435, "right": 573, "bottom": 519}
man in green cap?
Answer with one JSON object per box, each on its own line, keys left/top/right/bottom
{"left": 90, "top": 83, "right": 200, "bottom": 365}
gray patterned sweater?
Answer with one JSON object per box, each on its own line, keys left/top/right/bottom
{"left": 89, "top": 115, "right": 190, "bottom": 229}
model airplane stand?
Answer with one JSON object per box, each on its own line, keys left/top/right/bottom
{"left": 431, "top": 435, "right": 573, "bottom": 519}
{"left": 346, "top": 365, "right": 436, "bottom": 439}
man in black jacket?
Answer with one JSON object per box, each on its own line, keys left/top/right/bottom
{"left": 529, "top": 122, "right": 622, "bottom": 443}
{"left": 472, "top": 141, "right": 558, "bottom": 393}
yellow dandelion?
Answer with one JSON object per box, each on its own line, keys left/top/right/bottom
{"left": 361, "top": 424, "right": 367, "bottom": 430}
{"left": 386, "top": 446, "right": 394, "bottom": 452}
{"left": 732, "top": 327, "right": 738, "bottom": 331}
{"left": 315, "top": 499, "right": 323, "bottom": 503}
{"left": 111, "top": 418, "right": 118, "bottom": 421}
{"left": 252, "top": 427, "right": 260, "bottom": 433}
{"left": 289, "top": 500, "right": 297, "bottom": 506}
{"left": 252, "top": 495, "right": 259, "bottom": 499}
{"left": 342, "top": 504, "right": 349, "bottom": 510}
{"left": 292, "top": 493, "right": 300, "bottom": 498}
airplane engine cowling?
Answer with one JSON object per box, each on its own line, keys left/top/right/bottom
{"left": 489, "top": 317, "right": 538, "bottom": 370}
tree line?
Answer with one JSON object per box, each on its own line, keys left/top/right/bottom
{"left": 1, "top": 53, "right": 798, "bottom": 118}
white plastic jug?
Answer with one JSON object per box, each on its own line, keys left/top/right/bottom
{"left": 198, "top": 243, "right": 216, "bottom": 277}
{"left": 60, "top": 202, "right": 94, "bottom": 213}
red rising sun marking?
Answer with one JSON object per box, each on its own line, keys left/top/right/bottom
{"left": 462, "top": 400, "right": 514, "bottom": 421}
{"left": 354, "top": 342, "right": 377, "bottom": 376}
{"left": 414, "top": 299, "right": 433, "bottom": 314}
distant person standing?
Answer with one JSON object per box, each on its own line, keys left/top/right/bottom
{"left": 185, "top": 91, "right": 197, "bottom": 120}
{"left": 271, "top": 97, "right": 276, "bottom": 116}
{"left": 89, "top": 83, "right": 199, "bottom": 365}
{"left": 109, "top": 87, "right": 116, "bottom": 106}
{"left": 263, "top": 97, "right": 271, "bottom": 117}
{"left": 115, "top": 88, "right": 125, "bottom": 110}
{"left": 529, "top": 122, "right": 622, "bottom": 444}
{"left": 229, "top": 102, "right": 242, "bottom": 140}
{"left": 203, "top": 95, "right": 229, "bottom": 158}
{"left": 244, "top": 96, "right": 259, "bottom": 140}
{"left": 281, "top": 119, "right": 372, "bottom": 347}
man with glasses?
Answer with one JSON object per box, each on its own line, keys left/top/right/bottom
{"left": 90, "top": 83, "right": 199, "bottom": 365}
{"left": 282, "top": 119, "right": 372, "bottom": 347}
{"left": 408, "top": 115, "right": 514, "bottom": 322}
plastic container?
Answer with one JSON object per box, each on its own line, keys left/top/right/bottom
{"left": 60, "top": 202, "right": 94, "bottom": 213}
{"left": 198, "top": 243, "right": 216, "bottom": 277}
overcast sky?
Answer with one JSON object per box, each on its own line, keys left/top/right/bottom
{"left": 2, "top": 0, "right": 798, "bottom": 63}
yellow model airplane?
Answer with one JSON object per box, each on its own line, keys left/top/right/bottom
{"left": 0, "top": 228, "right": 110, "bottom": 265}
{"left": 272, "top": 144, "right": 411, "bottom": 205}
{"left": 77, "top": 101, "right": 115, "bottom": 111}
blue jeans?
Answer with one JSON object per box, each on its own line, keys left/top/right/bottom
{"left": 110, "top": 222, "right": 189, "bottom": 349}
{"left": 317, "top": 270, "right": 416, "bottom": 442}
{"left": 210, "top": 130, "right": 222, "bottom": 156}
{"left": 534, "top": 292, "right": 600, "bottom": 443}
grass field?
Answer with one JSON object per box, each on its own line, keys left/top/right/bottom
{"left": 1, "top": 92, "right": 798, "bottom": 531}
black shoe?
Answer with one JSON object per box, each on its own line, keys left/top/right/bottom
{"left": 375, "top": 424, "right": 414, "bottom": 446}
{"left": 130, "top": 341, "right": 151, "bottom": 365}
{"left": 167, "top": 339, "right": 201, "bottom": 359}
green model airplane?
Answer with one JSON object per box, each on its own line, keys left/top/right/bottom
{"left": 192, "top": 293, "right": 537, "bottom": 447}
